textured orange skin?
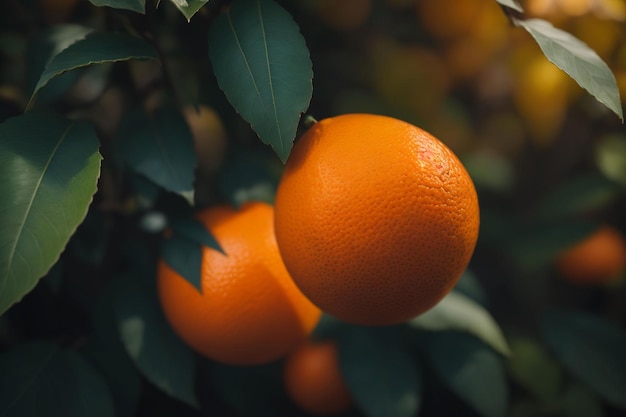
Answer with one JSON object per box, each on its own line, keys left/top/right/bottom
{"left": 274, "top": 114, "right": 480, "bottom": 326}
{"left": 284, "top": 341, "right": 353, "bottom": 416}
{"left": 157, "top": 202, "right": 321, "bottom": 366}
{"left": 556, "top": 226, "right": 626, "bottom": 285}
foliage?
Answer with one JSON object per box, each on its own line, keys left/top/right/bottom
{"left": 0, "top": 0, "right": 625, "bottom": 416}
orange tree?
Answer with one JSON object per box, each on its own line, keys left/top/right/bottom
{"left": 1, "top": 1, "right": 626, "bottom": 417}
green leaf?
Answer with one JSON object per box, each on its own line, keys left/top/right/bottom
{"left": 516, "top": 18, "right": 623, "bottom": 121}
{"left": 0, "top": 111, "right": 102, "bottom": 315}
{"left": 562, "top": 383, "right": 605, "bottom": 417}
{"left": 453, "top": 270, "right": 487, "bottom": 306}
{"left": 0, "top": 341, "right": 115, "bottom": 417}
{"left": 506, "top": 334, "right": 563, "bottom": 402}
{"left": 88, "top": 0, "right": 145, "bottom": 13}
{"left": 167, "top": 0, "right": 209, "bottom": 21}
{"left": 508, "top": 220, "right": 598, "bottom": 270}
{"left": 338, "top": 326, "right": 421, "bottom": 417}
{"left": 495, "top": 0, "right": 523, "bottom": 12}
{"left": 170, "top": 217, "right": 222, "bottom": 252}
{"left": 82, "top": 278, "right": 143, "bottom": 417}
{"left": 409, "top": 291, "right": 510, "bottom": 356}
{"left": 160, "top": 234, "right": 203, "bottom": 291}
{"left": 119, "top": 106, "right": 196, "bottom": 201}
{"left": 425, "top": 332, "right": 508, "bottom": 417}
{"left": 113, "top": 274, "right": 199, "bottom": 408}
{"left": 28, "top": 32, "right": 159, "bottom": 109}
{"left": 217, "top": 150, "right": 280, "bottom": 207}
{"left": 541, "top": 310, "right": 626, "bottom": 409}
{"left": 536, "top": 174, "right": 621, "bottom": 220}
{"left": 208, "top": 0, "right": 313, "bottom": 162}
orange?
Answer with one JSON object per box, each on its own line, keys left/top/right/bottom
{"left": 157, "top": 202, "right": 321, "bottom": 366}
{"left": 274, "top": 114, "right": 480, "bottom": 326}
{"left": 283, "top": 340, "right": 353, "bottom": 416}
{"left": 415, "top": 0, "right": 486, "bottom": 40}
{"left": 556, "top": 226, "right": 626, "bottom": 285}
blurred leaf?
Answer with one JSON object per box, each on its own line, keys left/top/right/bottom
{"left": 0, "top": 111, "right": 101, "bottom": 315}
{"left": 516, "top": 18, "right": 623, "bottom": 121}
{"left": 160, "top": 233, "right": 203, "bottom": 291}
{"left": 506, "top": 333, "right": 563, "bottom": 402}
{"left": 83, "top": 278, "right": 143, "bottom": 417}
{"left": 170, "top": 217, "right": 222, "bottom": 252}
{"left": 463, "top": 151, "right": 515, "bottom": 193}
{"left": 119, "top": 106, "right": 196, "bottom": 201}
{"left": 409, "top": 292, "right": 510, "bottom": 356}
{"left": 453, "top": 270, "right": 488, "bottom": 306}
{"left": 508, "top": 220, "right": 598, "bottom": 270}
{"left": 425, "top": 332, "right": 508, "bottom": 417}
{"left": 541, "top": 310, "right": 626, "bottom": 409}
{"left": 28, "top": 32, "right": 159, "bottom": 109}
{"left": 217, "top": 150, "right": 280, "bottom": 207}
{"left": 536, "top": 174, "right": 621, "bottom": 220}
{"left": 338, "top": 326, "right": 421, "bottom": 417}
{"left": 167, "top": 0, "right": 209, "bottom": 21}
{"left": 88, "top": 0, "right": 145, "bottom": 13}
{"left": 113, "top": 274, "right": 199, "bottom": 408}
{"left": 207, "top": 361, "right": 283, "bottom": 417}
{"left": 208, "top": 0, "right": 313, "bottom": 162}
{"left": 496, "top": 0, "right": 523, "bottom": 12}
{"left": 0, "top": 341, "right": 115, "bottom": 417}
{"left": 595, "top": 133, "right": 626, "bottom": 186}
{"left": 562, "top": 383, "right": 605, "bottom": 417}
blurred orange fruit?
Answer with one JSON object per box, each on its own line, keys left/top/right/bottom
{"left": 183, "top": 105, "right": 227, "bottom": 176}
{"left": 274, "top": 114, "right": 480, "bottom": 325}
{"left": 415, "top": 0, "right": 486, "bottom": 39}
{"left": 157, "top": 202, "right": 321, "bottom": 365}
{"left": 556, "top": 226, "right": 626, "bottom": 285}
{"left": 284, "top": 340, "right": 353, "bottom": 416}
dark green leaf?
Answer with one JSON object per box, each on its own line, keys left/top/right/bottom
{"left": 339, "top": 326, "right": 421, "bottom": 417}
{"left": 170, "top": 217, "right": 222, "bottom": 252}
{"left": 217, "top": 150, "right": 280, "bottom": 207}
{"left": 453, "top": 270, "right": 488, "bottom": 306}
{"left": 508, "top": 220, "right": 598, "bottom": 270}
{"left": 113, "top": 275, "right": 199, "bottom": 408}
{"left": 409, "top": 291, "right": 510, "bottom": 356}
{"left": 0, "top": 111, "right": 101, "bottom": 315}
{"left": 425, "top": 332, "right": 508, "bottom": 417}
{"left": 541, "top": 310, "right": 626, "bottom": 409}
{"left": 119, "top": 106, "right": 196, "bottom": 201}
{"left": 0, "top": 341, "right": 115, "bottom": 417}
{"left": 516, "top": 18, "right": 623, "bottom": 121}
{"left": 28, "top": 32, "right": 159, "bottom": 108}
{"left": 562, "top": 383, "right": 605, "bottom": 417}
{"left": 167, "top": 0, "right": 209, "bottom": 21}
{"left": 83, "top": 278, "right": 143, "bottom": 417}
{"left": 160, "top": 234, "right": 203, "bottom": 291}
{"left": 537, "top": 174, "right": 620, "bottom": 220}
{"left": 495, "top": 0, "right": 523, "bottom": 12}
{"left": 25, "top": 24, "right": 92, "bottom": 99}
{"left": 506, "top": 334, "right": 563, "bottom": 402}
{"left": 88, "top": 0, "right": 145, "bottom": 13}
{"left": 208, "top": 0, "right": 313, "bottom": 162}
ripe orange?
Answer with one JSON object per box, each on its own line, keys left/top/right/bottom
{"left": 556, "top": 226, "right": 626, "bottom": 285}
{"left": 283, "top": 340, "right": 353, "bottom": 416}
{"left": 157, "top": 202, "right": 321, "bottom": 366}
{"left": 274, "top": 114, "right": 480, "bottom": 326}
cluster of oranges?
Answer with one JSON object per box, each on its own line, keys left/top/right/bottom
{"left": 157, "top": 113, "right": 480, "bottom": 415}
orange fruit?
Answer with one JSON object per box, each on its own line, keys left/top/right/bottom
{"left": 415, "top": 0, "right": 486, "bottom": 40}
{"left": 274, "top": 114, "right": 480, "bottom": 326}
{"left": 283, "top": 340, "right": 353, "bottom": 416}
{"left": 157, "top": 202, "right": 321, "bottom": 366}
{"left": 556, "top": 226, "right": 626, "bottom": 285}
